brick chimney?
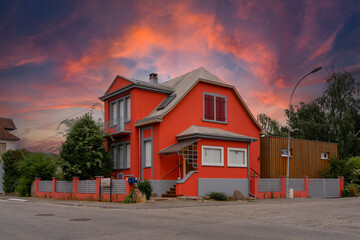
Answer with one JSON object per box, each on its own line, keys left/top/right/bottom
{"left": 149, "top": 73, "right": 158, "bottom": 84}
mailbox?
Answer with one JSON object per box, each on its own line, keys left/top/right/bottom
{"left": 128, "top": 177, "right": 138, "bottom": 184}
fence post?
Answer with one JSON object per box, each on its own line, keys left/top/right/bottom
{"left": 96, "top": 176, "right": 103, "bottom": 202}
{"left": 72, "top": 177, "right": 79, "bottom": 200}
{"left": 250, "top": 175, "right": 259, "bottom": 198}
{"left": 302, "top": 176, "right": 309, "bottom": 198}
{"left": 338, "top": 176, "right": 344, "bottom": 197}
{"left": 35, "top": 177, "right": 41, "bottom": 196}
{"left": 52, "top": 177, "right": 58, "bottom": 198}
{"left": 279, "top": 176, "right": 286, "bottom": 198}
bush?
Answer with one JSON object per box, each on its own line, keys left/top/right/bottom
{"left": 342, "top": 184, "right": 360, "bottom": 197}
{"left": 122, "top": 190, "right": 135, "bottom": 203}
{"left": 208, "top": 192, "right": 228, "bottom": 201}
{"left": 17, "top": 152, "right": 57, "bottom": 197}
{"left": 138, "top": 180, "right": 152, "bottom": 200}
{"left": 1, "top": 149, "right": 29, "bottom": 193}
{"left": 321, "top": 157, "right": 352, "bottom": 183}
{"left": 347, "top": 156, "right": 360, "bottom": 184}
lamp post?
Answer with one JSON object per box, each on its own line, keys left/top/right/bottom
{"left": 286, "top": 67, "right": 322, "bottom": 198}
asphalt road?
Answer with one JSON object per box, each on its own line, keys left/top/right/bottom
{"left": 0, "top": 197, "right": 359, "bottom": 240}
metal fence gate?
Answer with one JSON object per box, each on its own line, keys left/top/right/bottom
{"left": 0, "top": 162, "right": 3, "bottom": 194}
{"left": 309, "top": 178, "right": 340, "bottom": 198}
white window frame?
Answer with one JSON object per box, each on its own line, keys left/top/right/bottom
{"left": 227, "top": 147, "right": 247, "bottom": 167}
{"left": 321, "top": 152, "right": 329, "bottom": 160}
{"left": 281, "top": 149, "right": 290, "bottom": 157}
{"left": 202, "top": 145, "right": 224, "bottom": 166}
{"left": 203, "top": 92, "right": 228, "bottom": 124}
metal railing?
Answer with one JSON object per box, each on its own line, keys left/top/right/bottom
{"left": 103, "top": 117, "right": 131, "bottom": 134}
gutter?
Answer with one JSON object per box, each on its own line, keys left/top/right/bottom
{"left": 247, "top": 139, "right": 258, "bottom": 199}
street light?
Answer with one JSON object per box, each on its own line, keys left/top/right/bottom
{"left": 286, "top": 67, "right": 322, "bottom": 198}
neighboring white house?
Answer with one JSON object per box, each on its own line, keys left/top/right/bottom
{"left": 0, "top": 118, "right": 20, "bottom": 194}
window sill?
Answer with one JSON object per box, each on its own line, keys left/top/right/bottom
{"left": 202, "top": 119, "right": 228, "bottom": 124}
{"left": 113, "top": 168, "right": 130, "bottom": 171}
{"left": 227, "top": 165, "right": 247, "bottom": 168}
{"left": 201, "top": 164, "right": 225, "bottom": 167}
{"left": 143, "top": 166, "right": 152, "bottom": 168}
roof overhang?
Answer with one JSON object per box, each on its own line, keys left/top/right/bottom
{"left": 177, "top": 133, "right": 257, "bottom": 142}
{"left": 134, "top": 116, "right": 163, "bottom": 127}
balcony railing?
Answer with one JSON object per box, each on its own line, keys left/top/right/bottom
{"left": 104, "top": 117, "right": 131, "bottom": 134}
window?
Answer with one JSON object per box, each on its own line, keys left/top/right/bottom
{"left": 202, "top": 146, "right": 224, "bottom": 166}
{"left": 281, "top": 149, "right": 293, "bottom": 157}
{"left": 110, "top": 95, "right": 131, "bottom": 130}
{"left": 111, "top": 143, "right": 131, "bottom": 170}
{"left": 321, "top": 152, "right": 329, "bottom": 160}
{"left": 203, "top": 93, "right": 227, "bottom": 123}
{"left": 144, "top": 140, "right": 152, "bottom": 167}
{"left": 228, "top": 147, "right": 247, "bottom": 167}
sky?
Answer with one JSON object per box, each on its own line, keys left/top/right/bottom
{"left": 0, "top": 0, "right": 359, "bottom": 152}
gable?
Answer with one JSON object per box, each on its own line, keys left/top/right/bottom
{"left": 105, "top": 76, "right": 133, "bottom": 95}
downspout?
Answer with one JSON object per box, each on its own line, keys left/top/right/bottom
{"left": 138, "top": 127, "right": 141, "bottom": 181}
{"left": 248, "top": 140, "right": 257, "bottom": 199}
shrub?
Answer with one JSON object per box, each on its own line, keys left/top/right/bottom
{"left": 17, "top": 152, "right": 57, "bottom": 197}
{"left": 342, "top": 184, "right": 360, "bottom": 197}
{"left": 208, "top": 192, "right": 228, "bottom": 201}
{"left": 138, "top": 180, "right": 153, "bottom": 200}
{"left": 122, "top": 190, "right": 135, "bottom": 203}
{"left": 1, "top": 149, "right": 29, "bottom": 193}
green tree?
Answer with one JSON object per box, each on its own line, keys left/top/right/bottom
{"left": 257, "top": 113, "right": 287, "bottom": 137}
{"left": 287, "top": 68, "right": 360, "bottom": 158}
{"left": 17, "top": 152, "right": 57, "bottom": 197}
{"left": 59, "top": 113, "right": 112, "bottom": 180}
{"left": 1, "top": 149, "right": 29, "bottom": 193}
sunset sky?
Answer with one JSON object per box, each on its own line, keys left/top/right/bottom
{"left": 1, "top": 0, "right": 359, "bottom": 152}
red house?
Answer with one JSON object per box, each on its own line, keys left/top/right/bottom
{"left": 99, "top": 67, "right": 261, "bottom": 197}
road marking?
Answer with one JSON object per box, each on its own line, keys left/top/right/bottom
{"left": 8, "top": 198, "right": 29, "bottom": 202}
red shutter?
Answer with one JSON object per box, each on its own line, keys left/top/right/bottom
{"left": 204, "top": 95, "right": 214, "bottom": 120}
{"left": 216, "top": 96, "right": 226, "bottom": 122}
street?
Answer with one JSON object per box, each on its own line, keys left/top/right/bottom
{"left": 0, "top": 197, "right": 359, "bottom": 240}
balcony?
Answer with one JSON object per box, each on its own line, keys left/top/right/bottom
{"left": 104, "top": 117, "right": 131, "bottom": 135}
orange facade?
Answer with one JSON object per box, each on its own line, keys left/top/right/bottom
{"left": 100, "top": 68, "right": 261, "bottom": 197}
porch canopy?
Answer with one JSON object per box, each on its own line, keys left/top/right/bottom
{"left": 176, "top": 125, "right": 257, "bottom": 142}
{"left": 158, "top": 125, "right": 257, "bottom": 155}
{"left": 158, "top": 138, "right": 200, "bottom": 154}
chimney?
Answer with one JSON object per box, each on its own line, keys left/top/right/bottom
{"left": 149, "top": 73, "right": 158, "bottom": 84}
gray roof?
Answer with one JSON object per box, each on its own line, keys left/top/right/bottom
{"left": 158, "top": 138, "right": 200, "bottom": 154}
{"left": 176, "top": 125, "right": 257, "bottom": 142}
{"left": 100, "top": 67, "right": 262, "bottom": 130}
{"left": 135, "top": 67, "right": 251, "bottom": 126}
{"left": 99, "top": 75, "right": 173, "bottom": 101}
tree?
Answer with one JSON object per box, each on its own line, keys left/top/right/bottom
{"left": 287, "top": 68, "right": 360, "bottom": 158}
{"left": 59, "top": 113, "right": 112, "bottom": 180}
{"left": 1, "top": 149, "right": 29, "bottom": 193}
{"left": 257, "top": 113, "right": 287, "bottom": 137}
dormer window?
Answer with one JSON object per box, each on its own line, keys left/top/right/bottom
{"left": 203, "top": 93, "right": 227, "bottom": 123}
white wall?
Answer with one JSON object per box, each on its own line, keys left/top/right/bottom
{"left": 0, "top": 140, "right": 17, "bottom": 151}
